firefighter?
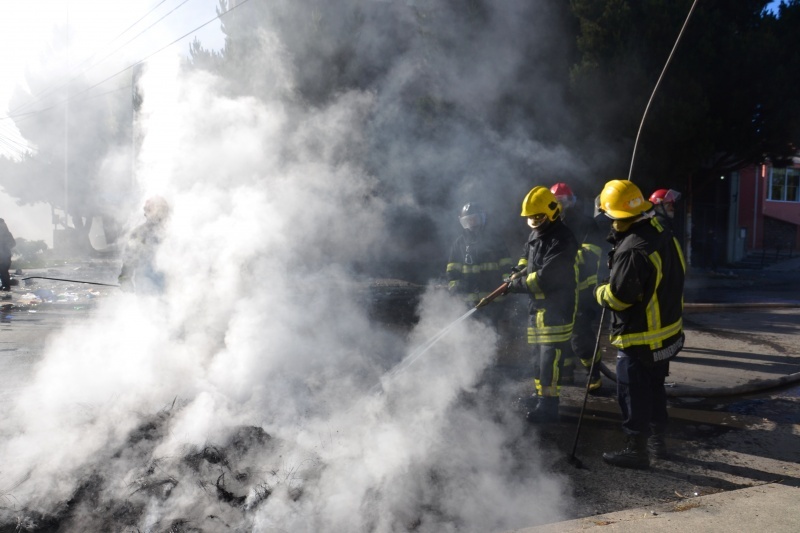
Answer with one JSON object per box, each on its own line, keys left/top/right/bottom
{"left": 446, "top": 202, "right": 513, "bottom": 319}
{"left": 0, "top": 218, "right": 15, "bottom": 297}
{"left": 648, "top": 188, "right": 681, "bottom": 231}
{"left": 595, "top": 180, "right": 686, "bottom": 468}
{"left": 505, "top": 186, "right": 579, "bottom": 423}
{"left": 118, "top": 196, "right": 170, "bottom": 294}
{"left": 550, "top": 182, "right": 605, "bottom": 391}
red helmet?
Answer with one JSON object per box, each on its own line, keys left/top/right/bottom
{"left": 649, "top": 189, "right": 681, "bottom": 205}
{"left": 550, "top": 182, "right": 576, "bottom": 209}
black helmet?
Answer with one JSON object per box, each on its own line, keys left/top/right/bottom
{"left": 459, "top": 202, "right": 486, "bottom": 231}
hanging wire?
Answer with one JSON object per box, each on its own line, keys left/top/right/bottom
{"left": 627, "top": 0, "right": 699, "bottom": 182}
{"left": 9, "top": 0, "right": 191, "bottom": 118}
{"left": 0, "top": 0, "right": 254, "bottom": 125}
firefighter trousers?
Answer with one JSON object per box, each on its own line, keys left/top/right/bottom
{"left": 531, "top": 342, "right": 567, "bottom": 397}
{"left": 615, "top": 351, "right": 669, "bottom": 436}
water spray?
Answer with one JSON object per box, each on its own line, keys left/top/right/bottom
{"left": 368, "top": 272, "right": 524, "bottom": 396}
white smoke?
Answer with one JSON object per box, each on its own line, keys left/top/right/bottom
{"left": 0, "top": 2, "right": 584, "bottom": 531}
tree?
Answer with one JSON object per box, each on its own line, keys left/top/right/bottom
{"left": 0, "top": 27, "right": 135, "bottom": 251}
{"left": 569, "top": 0, "right": 800, "bottom": 194}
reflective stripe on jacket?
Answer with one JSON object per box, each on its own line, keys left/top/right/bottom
{"left": 447, "top": 233, "right": 513, "bottom": 303}
{"left": 597, "top": 217, "right": 685, "bottom": 351}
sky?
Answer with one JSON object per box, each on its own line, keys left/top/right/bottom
{"left": 0, "top": 0, "right": 225, "bottom": 246}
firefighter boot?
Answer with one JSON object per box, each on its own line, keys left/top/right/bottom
{"left": 602, "top": 434, "right": 650, "bottom": 469}
{"left": 587, "top": 366, "right": 602, "bottom": 394}
{"left": 581, "top": 354, "right": 602, "bottom": 393}
{"left": 526, "top": 396, "right": 560, "bottom": 424}
{"left": 648, "top": 430, "right": 668, "bottom": 459}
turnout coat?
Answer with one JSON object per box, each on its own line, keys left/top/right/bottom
{"left": 596, "top": 216, "right": 686, "bottom": 363}
{"left": 510, "top": 219, "right": 579, "bottom": 344}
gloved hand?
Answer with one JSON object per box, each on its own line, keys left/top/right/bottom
{"left": 594, "top": 283, "right": 609, "bottom": 307}
{"left": 119, "top": 276, "right": 134, "bottom": 293}
{"left": 503, "top": 274, "right": 526, "bottom": 294}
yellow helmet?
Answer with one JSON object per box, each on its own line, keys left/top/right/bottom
{"left": 599, "top": 180, "right": 652, "bottom": 220}
{"left": 521, "top": 186, "right": 561, "bottom": 227}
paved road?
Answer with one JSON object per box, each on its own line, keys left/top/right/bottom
{"left": 0, "top": 264, "right": 112, "bottom": 403}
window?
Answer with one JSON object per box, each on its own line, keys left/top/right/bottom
{"left": 768, "top": 167, "right": 800, "bottom": 202}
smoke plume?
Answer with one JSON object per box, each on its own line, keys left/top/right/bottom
{"left": 0, "top": 1, "right": 603, "bottom": 531}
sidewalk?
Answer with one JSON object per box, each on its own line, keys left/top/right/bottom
{"left": 666, "top": 305, "right": 800, "bottom": 395}
{"left": 510, "top": 483, "right": 800, "bottom": 533}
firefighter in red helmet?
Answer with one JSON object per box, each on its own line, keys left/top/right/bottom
{"left": 549, "top": 182, "right": 605, "bottom": 392}
{"left": 649, "top": 188, "right": 681, "bottom": 231}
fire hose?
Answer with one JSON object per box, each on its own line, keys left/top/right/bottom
{"left": 21, "top": 276, "right": 120, "bottom": 288}
{"left": 475, "top": 271, "right": 525, "bottom": 309}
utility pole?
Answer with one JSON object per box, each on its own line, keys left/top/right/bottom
{"left": 64, "top": 2, "right": 70, "bottom": 234}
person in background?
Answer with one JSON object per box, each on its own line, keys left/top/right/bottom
{"left": 0, "top": 218, "right": 16, "bottom": 295}
{"left": 446, "top": 202, "right": 514, "bottom": 321}
{"left": 505, "top": 186, "right": 578, "bottom": 423}
{"left": 118, "top": 196, "right": 170, "bottom": 294}
{"left": 550, "top": 182, "right": 605, "bottom": 391}
{"left": 595, "top": 180, "right": 686, "bottom": 468}
{"left": 648, "top": 188, "right": 681, "bottom": 231}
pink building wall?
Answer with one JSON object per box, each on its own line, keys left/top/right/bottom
{"left": 737, "top": 163, "right": 800, "bottom": 251}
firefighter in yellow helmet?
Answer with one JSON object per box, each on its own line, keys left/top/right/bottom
{"left": 504, "top": 186, "right": 579, "bottom": 423}
{"left": 595, "top": 180, "right": 686, "bottom": 468}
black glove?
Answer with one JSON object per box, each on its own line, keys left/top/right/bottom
{"left": 504, "top": 274, "right": 526, "bottom": 294}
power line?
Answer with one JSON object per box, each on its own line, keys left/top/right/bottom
{"left": 2, "top": 85, "right": 132, "bottom": 125}
{"left": 10, "top": 0, "right": 195, "bottom": 118}
{"left": 1, "top": 0, "right": 253, "bottom": 125}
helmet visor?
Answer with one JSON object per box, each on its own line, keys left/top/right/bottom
{"left": 664, "top": 189, "right": 682, "bottom": 203}
{"left": 555, "top": 195, "right": 575, "bottom": 209}
{"left": 459, "top": 213, "right": 484, "bottom": 230}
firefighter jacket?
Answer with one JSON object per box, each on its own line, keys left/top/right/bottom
{"left": 563, "top": 211, "right": 605, "bottom": 312}
{"left": 595, "top": 216, "right": 686, "bottom": 362}
{"left": 653, "top": 209, "right": 676, "bottom": 236}
{"left": 508, "top": 219, "right": 579, "bottom": 344}
{"left": 446, "top": 231, "right": 513, "bottom": 305}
